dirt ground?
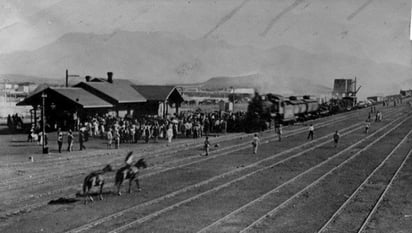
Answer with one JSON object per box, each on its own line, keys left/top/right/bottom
{"left": 1, "top": 104, "right": 412, "bottom": 233}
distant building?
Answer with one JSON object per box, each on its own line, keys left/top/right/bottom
{"left": 332, "top": 78, "right": 358, "bottom": 98}
{"left": 1, "top": 81, "right": 37, "bottom": 103}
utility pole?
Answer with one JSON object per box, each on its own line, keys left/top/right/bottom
{"left": 41, "top": 92, "right": 48, "bottom": 154}
{"left": 231, "top": 86, "right": 235, "bottom": 112}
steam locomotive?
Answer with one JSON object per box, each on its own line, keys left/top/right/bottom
{"left": 255, "top": 88, "right": 411, "bottom": 125}
{"left": 261, "top": 94, "right": 330, "bottom": 124}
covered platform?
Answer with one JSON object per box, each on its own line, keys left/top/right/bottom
{"left": 17, "top": 87, "right": 113, "bottom": 130}
{"left": 132, "top": 85, "right": 184, "bottom": 117}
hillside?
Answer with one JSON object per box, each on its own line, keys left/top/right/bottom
{"left": 0, "top": 31, "right": 411, "bottom": 98}
{"left": 201, "top": 74, "right": 331, "bottom": 96}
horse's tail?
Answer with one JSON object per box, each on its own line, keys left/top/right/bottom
{"left": 83, "top": 175, "right": 90, "bottom": 194}
{"left": 114, "top": 170, "right": 122, "bottom": 186}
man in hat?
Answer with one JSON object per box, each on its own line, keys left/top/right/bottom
{"left": 67, "top": 130, "right": 74, "bottom": 152}
{"left": 252, "top": 134, "right": 260, "bottom": 154}
{"left": 57, "top": 132, "right": 63, "bottom": 153}
{"left": 333, "top": 130, "right": 340, "bottom": 148}
{"left": 204, "top": 136, "right": 211, "bottom": 156}
{"left": 79, "top": 129, "right": 86, "bottom": 151}
{"left": 307, "top": 124, "right": 314, "bottom": 140}
{"left": 277, "top": 124, "right": 283, "bottom": 142}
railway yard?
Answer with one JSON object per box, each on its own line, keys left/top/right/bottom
{"left": 1, "top": 103, "right": 412, "bottom": 233}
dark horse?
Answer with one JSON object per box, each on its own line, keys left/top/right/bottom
{"left": 83, "top": 164, "right": 113, "bottom": 204}
{"left": 115, "top": 158, "right": 147, "bottom": 195}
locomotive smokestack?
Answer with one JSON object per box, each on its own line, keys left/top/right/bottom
{"left": 107, "top": 72, "right": 113, "bottom": 83}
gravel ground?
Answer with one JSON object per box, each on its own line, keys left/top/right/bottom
{"left": 1, "top": 104, "right": 411, "bottom": 233}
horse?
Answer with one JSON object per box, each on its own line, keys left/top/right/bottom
{"left": 82, "top": 164, "right": 113, "bottom": 204}
{"left": 115, "top": 158, "right": 147, "bottom": 195}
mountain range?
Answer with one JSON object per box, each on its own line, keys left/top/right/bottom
{"left": 0, "top": 30, "right": 411, "bottom": 98}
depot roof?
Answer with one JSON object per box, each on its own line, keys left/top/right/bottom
{"left": 17, "top": 87, "right": 113, "bottom": 108}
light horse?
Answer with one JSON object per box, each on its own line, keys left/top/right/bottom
{"left": 115, "top": 158, "right": 147, "bottom": 195}
{"left": 82, "top": 164, "right": 113, "bottom": 204}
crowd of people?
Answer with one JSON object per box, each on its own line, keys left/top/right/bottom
{"left": 7, "top": 114, "right": 24, "bottom": 131}
{"left": 75, "top": 111, "right": 246, "bottom": 148}
{"left": 21, "top": 99, "right": 399, "bottom": 160}
{"left": 26, "top": 110, "right": 247, "bottom": 153}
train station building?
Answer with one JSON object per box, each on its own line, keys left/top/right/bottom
{"left": 17, "top": 72, "right": 184, "bottom": 130}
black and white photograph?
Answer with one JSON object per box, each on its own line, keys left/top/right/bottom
{"left": 1, "top": 0, "right": 412, "bottom": 232}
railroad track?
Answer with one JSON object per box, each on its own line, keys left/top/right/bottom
{"left": 0, "top": 111, "right": 365, "bottom": 218}
{"left": 233, "top": 116, "right": 412, "bottom": 233}
{"left": 0, "top": 107, "right": 374, "bottom": 191}
{"left": 0, "top": 109, "right": 365, "bottom": 193}
{"left": 317, "top": 136, "right": 412, "bottom": 233}
{"left": 0, "top": 105, "right": 404, "bottom": 232}
{"left": 62, "top": 109, "right": 409, "bottom": 233}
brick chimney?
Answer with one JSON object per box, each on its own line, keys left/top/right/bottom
{"left": 107, "top": 72, "right": 113, "bottom": 83}
{"left": 85, "top": 75, "right": 91, "bottom": 82}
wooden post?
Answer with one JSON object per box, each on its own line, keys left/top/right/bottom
{"left": 33, "top": 107, "right": 36, "bottom": 127}
{"left": 163, "top": 101, "right": 166, "bottom": 119}
{"left": 41, "top": 92, "right": 48, "bottom": 154}
{"left": 66, "top": 69, "right": 68, "bottom": 87}
{"left": 165, "top": 101, "right": 169, "bottom": 117}
{"left": 175, "top": 102, "right": 179, "bottom": 115}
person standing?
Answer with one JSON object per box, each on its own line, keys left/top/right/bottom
{"left": 252, "top": 134, "right": 260, "bottom": 154}
{"left": 333, "top": 130, "right": 340, "bottom": 148}
{"left": 79, "top": 130, "right": 86, "bottom": 151}
{"left": 307, "top": 124, "right": 314, "bottom": 140}
{"left": 204, "top": 136, "right": 211, "bottom": 156}
{"left": 167, "top": 125, "right": 173, "bottom": 145}
{"left": 144, "top": 126, "right": 150, "bottom": 143}
{"left": 99, "top": 123, "right": 105, "bottom": 139}
{"left": 57, "top": 132, "right": 63, "bottom": 153}
{"left": 365, "top": 121, "right": 370, "bottom": 134}
{"left": 107, "top": 129, "right": 113, "bottom": 149}
{"left": 153, "top": 123, "right": 159, "bottom": 143}
{"left": 27, "top": 126, "right": 34, "bottom": 142}
{"left": 173, "top": 123, "right": 178, "bottom": 139}
{"left": 277, "top": 124, "right": 283, "bottom": 142}
{"left": 114, "top": 129, "right": 120, "bottom": 149}
{"left": 67, "top": 130, "right": 74, "bottom": 152}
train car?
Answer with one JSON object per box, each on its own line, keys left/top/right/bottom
{"left": 287, "top": 96, "right": 307, "bottom": 116}
{"left": 303, "top": 97, "right": 321, "bottom": 119}
{"left": 265, "top": 94, "right": 295, "bottom": 123}
{"left": 264, "top": 94, "right": 322, "bottom": 123}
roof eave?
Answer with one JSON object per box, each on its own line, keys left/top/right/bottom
{"left": 83, "top": 105, "right": 113, "bottom": 108}
{"left": 118, "top": 100, "right": 146, "bottom": 104}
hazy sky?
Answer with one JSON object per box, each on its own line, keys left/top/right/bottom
{"left": 0, "top": 0, "right": 411, "bottom": 66}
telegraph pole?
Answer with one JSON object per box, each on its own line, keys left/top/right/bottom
{"left": 41, "top": 92, "right": 48, "bottom": 154}
{"left": 65, "top": 69, "right": 80, "bottom": 87}
{"left": 230, "top": 86, "right": 235, "bottom": 112}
